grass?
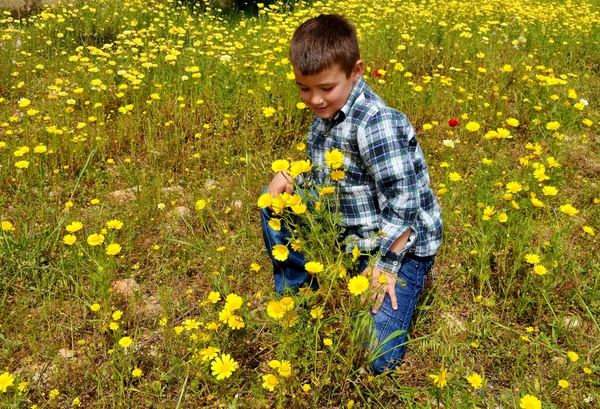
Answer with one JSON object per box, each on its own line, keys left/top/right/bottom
{"left": 0, "top": 0, "right": 599, "bottom": 407}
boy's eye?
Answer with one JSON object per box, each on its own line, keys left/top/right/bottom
{"left": 299, "top": 87, "right": 309, "bottom": 92}
{"left": 322, "top": 87, "right": 332, "bottom": 91}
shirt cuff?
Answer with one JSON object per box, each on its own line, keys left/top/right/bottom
{"left": 374, "top": 250, "right": 405, "bottom": 274}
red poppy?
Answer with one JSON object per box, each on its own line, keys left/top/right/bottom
{"left": 374, "top": 69, "right": 381, "bottom": 78}
{"left": 448, "top": 118, "right": 459, "bottom": 127}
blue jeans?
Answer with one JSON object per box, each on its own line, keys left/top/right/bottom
{"left": 260, "top": 190, "right": 435, "bottom": 373}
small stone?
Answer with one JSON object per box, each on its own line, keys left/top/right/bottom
{"left": 233, "top": 200, "right": 243, "bottom": 209}
{"left": 170, "top": 206, "right": 191, "bottom": 218}
{"left": 109, "top": 186, "right": 141, "bottom": 204}
{"left": 58, "top": 348, "right": 74, "bottom": 359}
{"left": 111, "top": 278, "right": 140, "bottom": 298}
{"left": 162, "top": 185, "right": 184, "bottom": 194}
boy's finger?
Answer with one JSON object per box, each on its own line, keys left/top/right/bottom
{"left": 371, "top": 293, "right": 384, "bottom": 314}
{"left": 389, "top": 286, "right": 398, "bottom": 310}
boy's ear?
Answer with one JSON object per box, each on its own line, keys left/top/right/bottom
{"left": 351, "top": 60, "right": 364, "bottom": 81}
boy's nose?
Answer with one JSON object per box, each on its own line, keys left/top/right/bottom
{"left": 311, "top": 94, "right": 324, "bottom": 106}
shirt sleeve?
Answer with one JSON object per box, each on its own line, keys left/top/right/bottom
{"left": 357, "top": 110, "right": 420, "bottom": 274}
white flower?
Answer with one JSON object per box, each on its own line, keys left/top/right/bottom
{"left": 157, "top": 203, "right": 165, "bottom": 210}
{"left": 442, "top": 139, "right": 455, "bottom": 148}
{"left": 579, "top": 98, "right": 589, "bottom": 106}
{"left": 220, "top": 54, "right": 232, "bottom": 63}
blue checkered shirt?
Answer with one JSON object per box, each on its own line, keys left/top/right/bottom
{"left": 305, "top": 76, "right": 443, "bottom": 274}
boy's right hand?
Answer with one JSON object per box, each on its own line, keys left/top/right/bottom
{"left": 267, "top": 171, "right": 294, "bottom": 197}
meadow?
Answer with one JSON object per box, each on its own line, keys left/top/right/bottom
{"left": 0, "top": 0, "right": 599, "bottom": 407}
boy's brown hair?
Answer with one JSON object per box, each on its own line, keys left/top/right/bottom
{"left": 290, "top": 14, "right": 360, "bottom": 78}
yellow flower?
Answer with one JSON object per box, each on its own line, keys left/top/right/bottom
{"left": 466, "top": 372, "right": 483, "bottom": 389}
{"left": 542, "top": 186, "right": 558, "bottom": 196}
{"left": 519, "top": 394, "right": 541, "bottom": 409}
{"left": 118, "top": 336, "right": 133, "bottom": 348}
{"left": 262, "top": 107, "right": 276, "bottom": 118}
{"left": 198, "top": 346, "right": 220, "bottom": 362}
{"left": 352, "top": 244, "right": 361, "bottom": 262}
{"left": 305, "top": 261, "right": 324, "bottom": 274}
{"left": 348, "top": 275, "right": 369, "bottom": 296}
{"left": 33, "top": 145, "right": 47, "bottom": 154}
{"left": 195, "top": 199, "right": 207, "bottom": 211}
{"left": 87, "top": 234, "right": 105, "bottom": 246}
{"left": 0, "top": 371, "right": 15, "bottom": 393}
{"left": 505, "top": 182, "right": 522, "bottom": 193}
{"left": 310, "top": 306, "right": 324, "bottom": 319}
{"left": 449, "top": 172, "right": 462, "bottom": 182}
{"left": 302, "top": 384, "right": 312, "bottom": 392}
{"left": 319, "top": 186, "right": 335, "bottom": 195}
{"left": 271, "top": 159, "right": 289, "bottom": 173}
{"left": 296, "top": 102, "right": 306, "bottom": 109}
{"left": 323, "top": 338, "right": 333, "bottom": 346}
{"left": 257, "top": 193, "right": 272, "bottom": 208}
{"left": 132, "top": 368, "right": 143, "bottom": 378}
{"left": 15, "top": 160, "right": 30, "bottom": 169}
{"left": 280, "top": 296, "right": 294, "bottom": 311}
{"left": 559, "top": 204, "right": 579, "bottom": 216}
{"left": 278, "top": 360, "right": 292, "bottom": 377}
{"left": 567, "top": 351, "right": 579, "bottom": 362}
{"left": 429, "top": 367, "right": 449, "bottom": 388}
{"left": 90, "top": 303, "right": 101, "bottom": 312}
{"left": 330, "top": 169, "right": 346, "bottom": 181}
{"left": 530, "top": 197, "right": 545, "bottom": 208}
{"left": 224, "top": 293, "right": 243, "bottom": 312}
{"left": 325, "top": 149, "right": 344, "bottom": 169}
{"left": 545, "top": 121, "right": 560, "bottom": 131}
{"left": 211, "top": 353, "right": 239, "bottom": 380}
{"left": 106, "top": 219, "right": 123, "bottom": 230}
{"left": 267, "top": 301, "right": 285, "bottom": 319}
{"left": 506, "top": 118, "right": 520, "bottom": 127}
{"left": 227, "top": 315, "right": 245, "bottom": 330}
{"left": 66, "top": 221, "right": 83, "bottom": 233}
{"left": 106, "top": 243, "right": 122, "bottom": 255}
{"left": 582, "top": 226, "right": 595, "bottom": 236}
{"left": 1, "top": 221, "right": 15, "bottom": 231}
{"left": 498, "top": 213, "right": 508, "bottom": 223}
{"left": 62, "top": 234, "right": 76, "bottom": 245}
{"left": 18, "top": 98, "right": 31, "bottom": 108}
{"left": 268, "top": 219, "right": 281, "bottom": 231}
{"left": 271, "top": 244, "right": 289, "bottom": 261}
{"left": 292, "top": 203, "right": 307, "bottom": 214}
{"left": 208, "top": 292, "right": 221, "bottom": 303}
{"left": 262, "top": 374, "right": 279, "bottom": 391}
{"left": 525, "top": 254, "right": 540, "bottom": 264}
{"left": 109, "top": 322, "right": 119, "bottom": 331}
{"left": 465, "top": 121, "right": 480, "bottom": 132}
{"left": 558, "top": 379, "right": 569, "bottom": 388}
{"left": 533, "top": 265, "right": 548, "bottom": 276}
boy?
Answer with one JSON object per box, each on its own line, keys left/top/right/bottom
{"left": 260, "top": 14, "right": 443, "bottom": 373}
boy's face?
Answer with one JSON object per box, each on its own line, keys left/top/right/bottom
{"left": 294, "top": 60, "right": 364, "bottom": 119}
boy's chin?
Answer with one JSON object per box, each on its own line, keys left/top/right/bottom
{"left": 312, "top": 108, "right": 334, "bottom": 119}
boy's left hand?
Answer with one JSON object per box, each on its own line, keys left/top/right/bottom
{"left": 361, "top": 266, "right": 398, "bottom": 314}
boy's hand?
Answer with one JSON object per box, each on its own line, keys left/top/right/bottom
{"left": 267, "top": 171, "right": 294, "bottom": 197}
{"left": 361, "top": 266, "right": 398, "bottom": 315}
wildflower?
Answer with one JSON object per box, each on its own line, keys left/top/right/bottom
{"left": 482, "top": 206, "right": 496, "bottom": 220}
{"left": 280, "top": 296, "right": 294, "bottom": 311}
{"left": 330, "top": 169, "right": 346, "bottom": 181}
{"left": 558, "top": 379, "right": 569, "bottom": 388}
{"left": 466, "top": 372, "right": 483, "bottom": 389}
{"left": 15, "top": 160, "right": 29, "bottom": 169}
{"left": 183, "top": 319, "right": 200, "bottom": 331}
{"left": 530, "top": 197, "right": 545, "bottom": 208}
{"left": 262, "top": 107, "right": 276, "bottom": 118}
{"left": 34, "top": 145, "right": 47, "bottom": 154}
{"left": 112, "top": 310, "right": 123, "bottom": 321}
{"left": 199, "top": 347, "right": 220, "bottom": 362}
{"left": 292, "top": 203, "right": 307, "bottom": 214}
{"left": 519, "top": 394, "right": 541, "bottom": 409}
{"left": 87, "top": 234, "right": 105, "bottom": 246}
{"left": 533, "top": 265, "right": 548, "bottom": 276}
{"left": 560, "top": 204, "right": 579, "bottom": 216}
{"left": 132, "top": 368, "right": 143, "bottom": 378}
{"left": 227, "top": 315, "right": 245, "bottom": 330}
{"left": 66, "top": 221, "right": 83, "bottom": 233}
{"left": 1, "top": 221, "right": 15, "bottom": 231}
{"left": 506, "top": 118, "right": 520, "bottom": 127}
{"left": 442, "top": 139, "right": 455, "bottom": 148}
{"left": 109, "top": 322, "right": 119, "bottom": 331}
{"left": 305, "top": 261, "right": 324, "bottom": 274}
{"left": 257, "top": 193, "right": 272, "bottom": 208}
{"left": 106, "top": 219, "right": 123, "bottom": 230}
{"left": 267, "top": 301, "right": 285, "bottom": 319}
{"left": 272, "top": 244, "right": 289, "bottom": 261}
{"left": 262, "top": 374, "right": 279, "bottom": 391}
{"left": 567, "top": 351, "right": 579, "bottom": 362}
{"left": 224, "top": 293, "right": 243, "bottom": 312}
{"left": 319, "top": 186, "right": 335, "bottom": 195}
{"left": 310, "top": 306, "right": 324, "bottom": 319}
{"left": 448, "top": 118, "right": 459, "bottom": 127}
{"left": 542, "top": 186, "right": 558, "bottom": 196}
{"left": 302, "top": 384, "right": 312, "bottom": 392}
{"left": 465, "top": 122, "right": 480, "bottom": 132}
{"left": 449, "top": 172, "right": 462, "bottom": 182}
{"left": 498, "top": 213, "right": 508, "bottom": 223}
{"left": 296, "top": 102, "right": 306, "bottom": 109}
{"left": 106, "top": 243, "right": 122, "bottom": 255}
{"left": 582, "top": 226, "right": 595, "bottom": 236}
{"left": 268, "top": 219, "right": 281, "bottom": 231}
{"left": 278, "top": 360, "right": 292, "bottom": 377}
{"left": 195, "top": 199, "right": 207, "bottom": 211}
{"left": 0, "top": 372, "right": 15, "bottom": 393}
{"left": 271, "top": 159, "right": 289, "bottom": 172}
{"left": 323, "top": 338, "right": 333, "bottom": 346}
{"left": 118, "top": 336, "right": 132, "bottom": 348}
{"left": 545, "top": 121, "right": 560, "bottom": 131}
{"left": 325, "top": 149, "right": 344, "bottom": 169}
{"left": 506, "top": 182, "right": 523, "bottom": 193}
{"left": 211, "top": 354, "right": 239, "bottom": 380}
{"left": 525, "top": 254, "right": 541, "bottom": 264}
{"left": 429, "top": 367, "right": 449, "bottom": 388}
{"left": 348, "top": 275, "right": 369, "bottom": 296}
{"left": 208, "top": 292, "right": 221, "bottom": 303}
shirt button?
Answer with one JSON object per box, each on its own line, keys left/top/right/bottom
{"left": 393, "top": 261, "right": 398, "bottom": 266}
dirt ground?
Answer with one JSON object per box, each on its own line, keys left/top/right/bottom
{"left": 0, "top": 0, "right": 56, "bottom": 11}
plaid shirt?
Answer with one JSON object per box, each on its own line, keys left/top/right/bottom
{"left": 305, "top": 76, "right": 443, "bottom": 274}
